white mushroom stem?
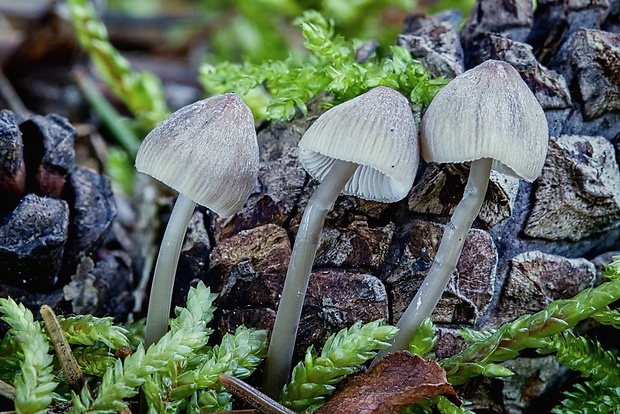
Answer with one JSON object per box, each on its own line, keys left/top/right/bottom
{"left": 144, "top": 194, "right": 196, "bottom": 347}
{"left": 263, "top": 159, "right": 358, "bottom": 398}
{"left": 376, "top": 157, "right": 493, "bottom": 361}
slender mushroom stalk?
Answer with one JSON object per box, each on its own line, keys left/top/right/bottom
{"left": 135, "top": 94, "right": 259, "bottom": 347}
{"left": 381, "top": 158, "right": 492, "bottom": 354}
{"left": 143, "top": 194, "right": 195, "bottom": 347}
{"left": 263, "top": 160, "right": 357, "bottom": 394}
{"left": 264, "top": 86, "right": 419, "bottom": 397}
{"left": 377, "top": 60, "right": 549, "bottom": 360}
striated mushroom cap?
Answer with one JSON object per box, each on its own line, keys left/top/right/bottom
{"left": 420, "top": 60, "right": 549, "bottom": 182}
{"left": 298, "top": 86, "right": 419, "bottom": 202}
{"left": 135, "top": 93, "right": 259, "bottom": 218}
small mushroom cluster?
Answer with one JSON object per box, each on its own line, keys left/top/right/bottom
{"left": 263, "top": 60, "right": 548, "bottom": 394}
{"left": 124, "top": 2, "right": 620, "bottom": 409}
{"left": 135, "top": 60, "right": 549, "bottom": 398}
{"left": 0, "top": 109, "right": 132, "bottom": 319}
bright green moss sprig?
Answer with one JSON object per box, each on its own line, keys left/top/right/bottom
{"left": 71, "top": 282, "right": 217, "bottom": 412}
{"left": 144, "top": 326, "right": 268, "bottom": 412}
{"left": 402, "top": 396, "right": 475, "bottom": 414}
{"left": 280, "top": 319, "right": 398, "bottom": 412}
{"left": 442, "top": 257, "right": 620, "bottom": 385}
{"left": 71, "top": 346, "right": 117, "bottom": 377}
{"left": 543, "top": 330, "right": 620, "bottom": 412}
{"left": 0, "top": 298, "right": 57, "bottom": 413}
{"left": 200, "top": 10, "right": 448, "bottom": 121}
{"left": 542, "top": 331, "right": 620, "bottom": 387}
{"left": 0, "top": 311, "right": 132, "bottom": 385}
{"left": 57, "top": 314, "right": 130, "bottom": 349}
{"left": 591, "top": 307, "right": 620, "bottom": 329}
{"left": 202, "top": 0, "right": 414, "bottom": 62}
{"left": 552, "top": 382, "right": 620, "bottom": 414}
{"left": 408, "top": 317, "right": 438, "bottom": 359}
{"left": 0, "top": 281, "right": 264, "bottom": 412}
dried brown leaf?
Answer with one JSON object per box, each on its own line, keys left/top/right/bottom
{"left": 317, "top": 351, "right": 460, "bottom": 414}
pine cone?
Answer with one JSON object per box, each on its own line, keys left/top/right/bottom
{"left": 0, "top": 109, "right": 133, "bottom": 319}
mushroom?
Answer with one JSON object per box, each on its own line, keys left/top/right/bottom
{"left": 381, "top": 59, "right": 549, "bottom": 355}
{"left": 263, "top": 86, "right": 419, "bottom": 397}
{"left": 136, "top": 93, "right": 259, "bottom": 347}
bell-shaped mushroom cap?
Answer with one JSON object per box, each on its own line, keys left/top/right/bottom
{"left": 135, "top": 93, "right": 259, "bottom": 217}
{"left": 297, "top": 86, "right": 419, "bottom": 202}
{"left": 420, "top": 60, "right": 548, "bottom": 182}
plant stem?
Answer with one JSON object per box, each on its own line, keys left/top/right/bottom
{"left": 263, "top": 159, "right": 358, "bottom": 398}
{"left": 220, "top": 374, "right": 294, "bottom": 414}
{"left": 376, "top": 158, "right": 493, "bottom": 361}
{"left": 0, "top": 69, "right": 28, "bottom": 115}
{"left": 0, "top": 379, "right": 14, "bottom": 401}
{"left": 40, "top": 305, "right": 90, "bottom": 396}
{"left": 442, "top": 273, "right": 620, "bottom": 384}
{"left": 74, "top": 69, "right": 142, "bottom": 156}
{"left": 144, "top": 194, "right": 196, "bottom": 347}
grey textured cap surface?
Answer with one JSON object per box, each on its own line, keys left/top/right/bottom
{"left": 298, "top": 86, "right": 419, "bottom": 202}
{"left": 135, "top": 93, "right": 259, "bottom": 217}
{"left": 420, "top": 60, "right": 549, "bottom": 182}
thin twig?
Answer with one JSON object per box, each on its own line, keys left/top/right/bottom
{"left": 40, "top": 305, "right": 92, "bottom": 396}
{"left": 0, "top": 70, "right": 29, "bottom": 115}
{"left": 0, "top": 379, "right": 15, "bottom": 401}
{"left": 219, "top": 375, "right": 294, "bottom": 414}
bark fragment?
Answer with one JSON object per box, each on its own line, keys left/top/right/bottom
{"left": 398, "top": 10, "right": 465, "bottom": 78}
{"left": 464, "top": 33, "right": 572, "bottom": 110}
{"left": 493, "top": 251, "right": 595, "bottom": 325}
{"left": 209, "top": 223, "right": 291, "bottom": 309}
{"left": 552, "top": 28, "right": 620, "bottom": 121}
{"left": 525, "top": 135, "right": 620, "bottom": 241}
{"left": 315, "top": 221, "right": 395, "bottom": 272}
{"left": 380, "top": 219, "right": 497, "bottom": 326}
{"left": 408, "top": 164, "right": 520, "bottom": 229}
{"left": 461, "top": 0, "right": 534, "bottom": 67}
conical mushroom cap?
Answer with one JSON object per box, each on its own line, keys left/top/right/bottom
{"left": 135, "top": 93, "right": 259, "bottom": 217}
{"left": 298, "top": 86, "right": 419, "bottom": 202}
{"left": 420, "top": 60, "right": 549, "bottom": 182}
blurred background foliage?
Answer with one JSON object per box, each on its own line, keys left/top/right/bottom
{"left": 104, "top": 0, "right": 476, "bottom": 63}
{"left": 0, "top": 0, "right": 475, "bottom": 194}
{"left": 63, "top": 0, "right": 474, "bottom": 193}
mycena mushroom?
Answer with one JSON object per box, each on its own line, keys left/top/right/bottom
{"left": 381, "top": 59, "right": 549, "bottom": 356}
{"left": 136, "top": 93, "right": 259, "bottom": 347}
{"left": 263, "top": 86, "right": 420, "bottom": 397}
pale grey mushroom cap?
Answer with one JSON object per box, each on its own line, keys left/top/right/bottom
{"left": 135, "top": 93, "right": 259, "bottom": 217}
{"left": 297, "top": 86, "right": 419, "bottom": 202}
{"left": 420, "top": 60, "right": 549, "bottom": 182}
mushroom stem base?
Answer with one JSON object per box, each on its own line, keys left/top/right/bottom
{"left": 263, "top": 159, "right": 358, "bottom": 398}
{"left": 377, "top": 157, "right": 493, "bottom": 360}
{"left": 144, "top": 193, "right": 196, "bottom": 347}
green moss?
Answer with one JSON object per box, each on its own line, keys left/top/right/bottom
{"left": 200, "top": 10, "right": 448, "bottom": 121}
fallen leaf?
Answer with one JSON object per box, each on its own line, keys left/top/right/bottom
{"left": 317, "top": 351, "right": 460, "bottom": 414}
